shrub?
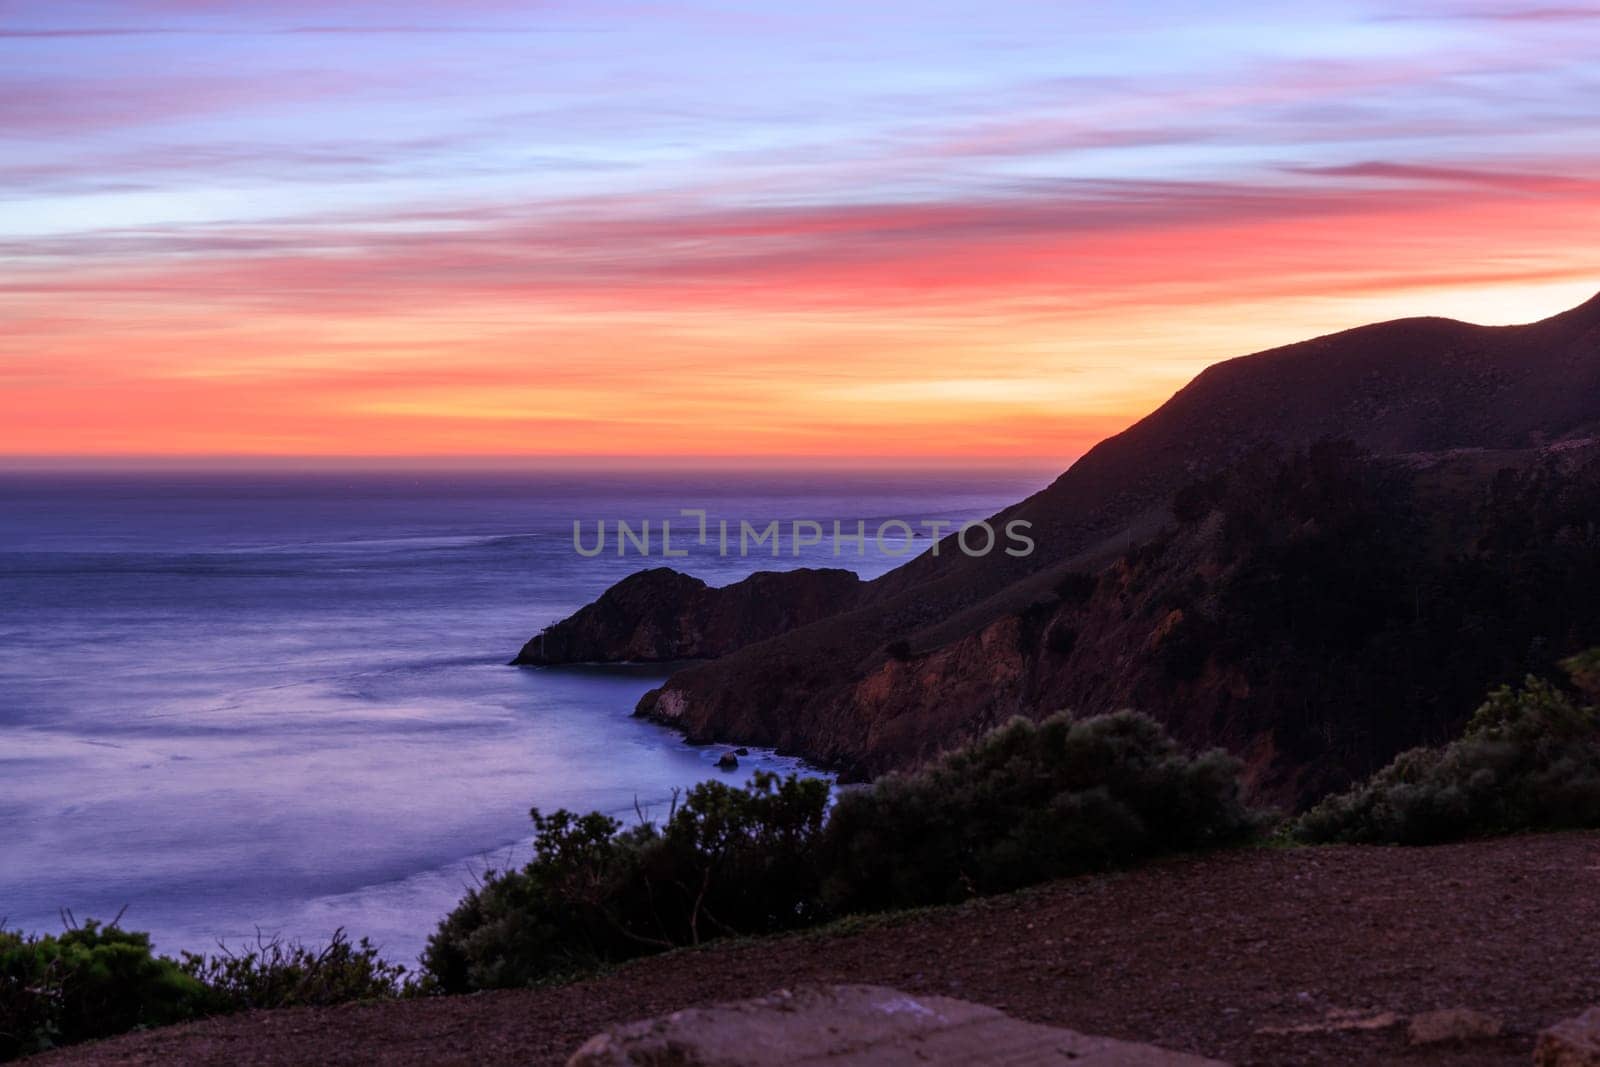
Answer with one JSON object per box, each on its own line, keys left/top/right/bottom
{"left": 423, "top": 771, "right": 831, "bottom": 992}
{"left": 1563, "top": 648, "right": 1600, "bottom": 702}
{"left": 820, "top": 710, "right": 1258, "bottom": 913}
{"left": 0, "top": 921, "right": 408, "bottom": 1062}
{"left": 1294, "top": 656, "right": 1600, "bottom": 844}
{"left": 424, "top": 711, "right": 1259, "bottom": 991}
{"left": 178, "top": 929, "right": 408, "bottom": 1011}
{"left": 0, "top": 920, "right": 207, "bottom": 1061}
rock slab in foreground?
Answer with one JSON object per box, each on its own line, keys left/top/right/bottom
{"left": 1537, "top": 1006, "right": 1600, "bottom": 1066}
{"left": 567, "top": 984, "right": 1228, "bottom": 1066}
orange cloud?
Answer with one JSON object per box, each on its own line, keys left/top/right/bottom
{"left": 3, "top": 163, "right": 1598, "bottom": 462}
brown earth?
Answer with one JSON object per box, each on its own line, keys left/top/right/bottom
{"left": 39, "top": 832, "right": 1600, "bottom": 1066}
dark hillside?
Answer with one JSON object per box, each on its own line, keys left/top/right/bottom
{"left": 527, "top": 293, "right": 1600, "bottom": 804}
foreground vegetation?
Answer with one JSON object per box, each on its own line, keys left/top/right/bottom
{"left": 9, "top": 707, "right": 1253, "bottom": 1056}
{"left": 422, "top": 710, "right": 1260, "bottom": 992}
{"left": 0, "top": 924, "right": 407, "bottom": 1061}
{"left": 1295, "top": 650, "right": 1600, "bottom": 844}
{"left": 9, "top": 655, "right": 1600, "bottom": 1058}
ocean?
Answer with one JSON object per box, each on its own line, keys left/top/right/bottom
{"left": 0, "top": 468, "right": 1047, "bottom": 965}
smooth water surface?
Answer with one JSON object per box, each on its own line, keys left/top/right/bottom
{"left": 0, "top": 469, "right": 1047, "bottom": 963}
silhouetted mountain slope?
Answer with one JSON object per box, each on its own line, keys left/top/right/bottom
{"left": 523, "top": 292, "right": 1600, "bottom": 806}
{"left": 876, "top": 288, "right": 1600, "bottom": 614}
{"left": 888, "top": 440, "right": 1600, "bottom": 803}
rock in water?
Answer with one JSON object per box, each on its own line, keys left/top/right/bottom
{"left": 567, "top": 984, "right": 1228, "bottom": 1066}
{"left": 1537, "top": 1007, "right": 1600, "bottom": 1066}
{"left": 715, "top": 751, "right": 738, "bottom": 770}
{"left": 513, "top": 567, "right": 863, "bottom": 665}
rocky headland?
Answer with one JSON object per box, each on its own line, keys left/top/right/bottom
{"left": 519, "top": 293, "right": 1600, "bottom": 808}
{"left": 513, "top": 566, "right": 863, "bottom": 665}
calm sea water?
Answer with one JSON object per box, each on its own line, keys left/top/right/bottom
{"left": 0, "top": 469, "right": 1045, "bottom": 964}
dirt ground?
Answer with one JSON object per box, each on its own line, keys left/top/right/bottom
{"left": 37, "top": 832, "right": 1600, "bottom": 1066}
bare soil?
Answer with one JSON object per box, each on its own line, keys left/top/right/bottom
{"left": 38, "top": 832, "right": 1600, "bottom": 1066}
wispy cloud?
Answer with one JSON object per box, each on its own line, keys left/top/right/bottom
{"left": 1388, "top": 4, "right": 1600, "bottom": 22}
{"left": 0, "top": 71, "right": 374, "bottom": 134}
{"left": 1281, "top": 161, "right": 1593, "bottom": 189}
{"left": 0, "top": 25, "right": 592, "bottom": 37}
{"left": 3, "top": 0, "right": 1598, "bottom": 457}
{"left": 8, "top": 163, "right": 1597, "bottom": 316}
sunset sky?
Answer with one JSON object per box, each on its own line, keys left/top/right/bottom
{"left": 2, "top": 0, "right": 1597, "bottom": 464}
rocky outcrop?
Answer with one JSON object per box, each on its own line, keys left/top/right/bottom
{"left": 514, "top": 567, "right": 864, "bottom": 665}
{"left": 566, "top": 984, "right": 1228, "bottom": 1066}
{"left": 636, "top": 609, "right": 1035, "bottom": 777}
{"left": 1538, "top": 1007, "right": 1600, "bottom": 1066}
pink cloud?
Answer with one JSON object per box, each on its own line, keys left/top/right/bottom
{"left": 1282, "top": 161, "right": 1593, "bottom": 190}
{"left": 6, "top": 162, "right": 1598, "bottom": 320}
{"left": 0, "top": 70, "right": 368, "bottom": 135}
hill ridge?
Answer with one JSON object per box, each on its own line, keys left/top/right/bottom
{"left": 526, "top": 290, "right": 1600, "bottom": 803}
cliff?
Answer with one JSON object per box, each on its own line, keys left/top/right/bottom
{"left": 524, "top": 292, "right": 1600, "bottom": 806}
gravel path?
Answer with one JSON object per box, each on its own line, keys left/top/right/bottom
{"left": 38, "top": 832, "right": 1600, "bottom": 1066}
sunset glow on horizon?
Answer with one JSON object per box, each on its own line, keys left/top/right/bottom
{"left": 3, "top": 0, "right": 1598, "bottom": 464}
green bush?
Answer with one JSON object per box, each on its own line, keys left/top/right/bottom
{"left": 821, "top": 711, "right": 1258, "bottom": 913}
{"left": 177, "top": 929, "right": 408, "bottom": 1012}
{"left": 0, "top": 920, "right": 207, "bottom": 1060}
{"left": 1563, "top": 648, "right": 1600, "bottom": 702}
{"left": 0, "top": 921, "right": 408, "bottom": 1061}
{"left": 1295, "top": 654, "right": 1600, "bottom": 844}
{"left": 424, "top": 711, "right": 1259, "bottom": 992}
{"left": 423, "top": 771, "right": 831, "bottom": 993}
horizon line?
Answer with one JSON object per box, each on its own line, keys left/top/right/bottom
{"left": 0, "top": 453, "right": 1075, "bottom": 474}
